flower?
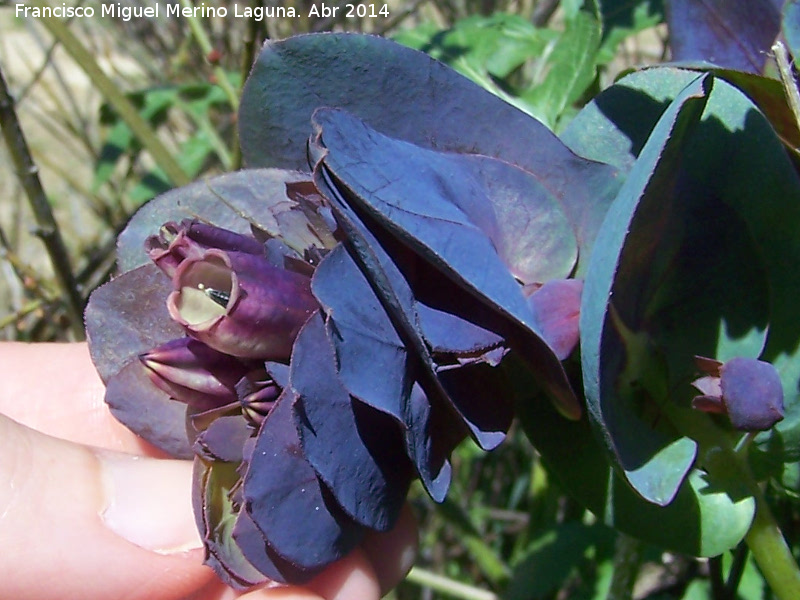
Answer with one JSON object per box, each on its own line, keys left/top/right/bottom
{"left": 147, "top": 220, "right": 320, "bottom": 359}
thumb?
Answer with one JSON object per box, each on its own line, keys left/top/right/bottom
{"left": 0, "top": 413, "right": 214, "bottom": 600}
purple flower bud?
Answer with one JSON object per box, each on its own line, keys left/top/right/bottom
{"left": 146, "top": 220, "right": 265, "bottom": 279}
{"left": 166, "top": 248, "right": 319, "bottom": 359}
{"left": 691, "top": 355, "right": 784, "bottom": 431}
{"left": 720, "top": 357, "right": 784, "bottom": 431}
{"left": 140, "top": 337, "right": 252, "bottom": 411}
{"left": 236, "top": 372, "right": 281, "bottom": 425}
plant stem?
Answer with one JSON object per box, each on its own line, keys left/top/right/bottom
{"left": 774, "top": 41, "right": 800, "bottom": 142}
{"left": 709, "top": 545, "right": 748, "bottom": 600}
{"left": 606, "top": 533, "right": 644, "bottom": 600}
{"left": 405, "top": 567, "right": 499, "bottom": 600}
{"left": 180, "top": 0, "right": 241, "bottom": 112}
{"left": 236, "top": 0, "right": 264, "bottom": 169}
{"left": 667, "top": 407, "right": 800, "bottom": 600}
{"left": 726, "top": 543, "right": 749, "bottom": 597}
{"left": 37, "top": 15, "right": 190, "bottom": 187}
{"left": 709, "top": 555, "right": 727, "bottom": 600}
{"left": 745, "top": 485, "right": 800, "bottom": 599}
{"left": 0, "top": 65, "right": 85, "bottom": 339}
{"left": 0, "top": 299, "right": 46, "bottom": 329}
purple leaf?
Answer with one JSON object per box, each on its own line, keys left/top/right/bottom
{"left": 243, "top": 388, "right": 364, "bottom": 569}
{"left": 415, "top": 302, "right": 503, "bottom": 356}
{"left": 312, "top": 109, "right": 580, "bottom": 420}
{"left": 667, "top": 0, "right": 783, "bottom": 73}
{"left": 195, "top": 415, "right": 256, "bottom": 463}
{"left": 311, "top": 108, "right": 577, "bottom": 287}
{"left": 85, "top": 264, "right": 191, "bottom": 457}
{"left": 291, "top": 313, "right": 413, "bottom": 531}
{"left": 311, "top": 244, "right": 411, "bottom": 421}
{"left": 105, "top": 358, "right": 193, "bottom": 458}
{"left": 85, "top": 264, "right": 183, "bottom": 383}
{"left": 437, "top": 362, "right": 513, "bottom": 452}
{"left": 232, "top": 508, "right": 320, "bottom": 584}
{"left": 526, "top": 279, "right": 583, "bottom": 360}
{"left": 117, "top": 169, "right": 331, "bottom": 272}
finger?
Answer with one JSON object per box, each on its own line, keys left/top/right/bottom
{"left": 0, "top": 343, "right": 415, "bottom": 600}
{"left": 361, "top": 504, "right": 418, "bottom": 594}
{"left": 0, "top": 413, "right": 210, "bottom": 600}
{"left": 0, "top": 342, "right": 164, "bottom": 455}
{"left": 189, "top": 543, "right": 384, "bottom": 600}
{"left": 304, "top": 549, "right": 380, "bottom": 600}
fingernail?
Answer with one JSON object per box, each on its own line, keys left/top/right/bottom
{"left": 99, "top": 452, "right": 203, "bottom": 554}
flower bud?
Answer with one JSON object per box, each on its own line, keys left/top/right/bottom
{"left": 236, "top": 372, "right": 281, "bottom": 425}
{"left": 691, "top": 355, "right": 784, "bottom": 431}
{"left": 146, "top": 220, "right": 264, "bottom": 279}
{"left": 140, "top": 337, "right": 252, "bottom": 410}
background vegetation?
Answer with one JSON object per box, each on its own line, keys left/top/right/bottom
{"left": 3, "top": 1, "right": 785, "bottom": 598}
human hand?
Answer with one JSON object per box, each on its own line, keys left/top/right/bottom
{"left": 0, "top": 342, "right": 417, "bottom": 600}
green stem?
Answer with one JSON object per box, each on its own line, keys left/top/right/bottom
{"left": 745, "top": 485, "right": 800, "bottom": 599}
{"left": 667, "top": 407, "right": 800, "bottom": 600}
{"left": 725, "top": 544, "right": 749, "bottom": 597}
{"left": 180, "top": 0, "right": 240, "bottom": 112}
{"left": 0, "top": 65, "right": 85, "bottom": 339}
{"left": 774, "top": 41, "right": 800, "bottom": 141}
{"left": 405, "top": 567, "right": 499, "bottom": 600}
{"left": 234, "top": 0, "right": 264, "bottom": 170}
{"left": 37, "top": 14, "right": 190, "bottom": 186}
{"left": 0, "top": 299, "right": 46, "bottom": 329}
{"left": 606, "top": 533, "right": 644, "bottom": 600}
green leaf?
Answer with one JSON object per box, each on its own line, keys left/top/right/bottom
{"left": 393, "top": 13, "right": 557, "bottom": 115}
{"left": 597, "top": 0, "right": 665, "bottom": 65}
{"left": 93, "top": 80, "right": 235, "bottom": 196}
{"left": 514, "top": 362, "right": 755, "bottom": 557}
{"left": 572, "top": 63, "right": 800, "bottom": 503}
{"left": 194, "top": 459, "right": 266, "bottom": 589}
{"left": 522, "top": 4, "right": 602, "bottom": 129}
{"left": 505, "top": 522, "right": 614, "bottom": 600}
{"left": 580, "top": 74, "right": 712, "bottom": 505}
{"left": 564, "top": 66, "right": 800, "bottom": 167}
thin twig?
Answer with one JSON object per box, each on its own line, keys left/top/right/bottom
{"left": 234, "top": 0, "right": 265, "bottom": 170}
{"left": 180, "top": 0, "right": 240, "bottom": 111}
{"left": 607, "top": 533, "right": 644, "bottom": 600}
{"left": 709, "top": 556, "right": 727, "bottom": 600}
{"left": 0, "top": 64, "right": 85, "bottom": 339}
{"left": 726, "top": 544, "right": 750, "bottom": 598}
{"left": 37, "top": 15, "right": 191, "bottom": 187}
{"left": 0, "top": 299, "right": 46, "bottom": 330}
{"left": 532, "top": 0, "right": 560, "bottom": 27}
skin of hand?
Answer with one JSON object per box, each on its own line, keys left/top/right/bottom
{"left": 0, "top": 342, "right": 417, "bottom": 600}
